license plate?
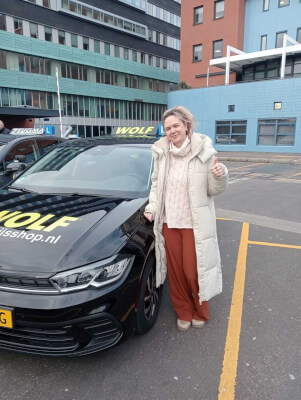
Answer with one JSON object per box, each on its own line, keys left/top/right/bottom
{"left": 0, "top": 307, "right": 14, "bottom": 329}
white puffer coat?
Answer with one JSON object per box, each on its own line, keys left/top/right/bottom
{"left": 145, "top": 133, "right": 229, "bottom": 303}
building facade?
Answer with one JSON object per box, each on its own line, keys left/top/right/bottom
{"left": 0, "top": 0, "right": 181, "bottom": 136}
{"left": 170, "top": 0, "right": 301, "bottom": 153}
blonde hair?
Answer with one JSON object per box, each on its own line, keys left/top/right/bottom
{"left": 162, "top": 106, "right": 195, "bottom": 137}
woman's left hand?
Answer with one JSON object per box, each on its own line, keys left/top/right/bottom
{"left": 211, "top": 157, "right": 224, "bottom": 177}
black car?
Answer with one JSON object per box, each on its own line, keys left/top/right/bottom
{"left": 0, "top": 136, "right": 162, "bottom": 356}
{"left": 0, "top": 134, "right": 64, "bottom": 188}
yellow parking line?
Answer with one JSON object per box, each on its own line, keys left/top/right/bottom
{"left": 286, "top": 172, "right": 301, "bottom": 179}
{"left": 229, "top": 162, "right": 264, "bottom": 171}
{"left": 219, "top": 222, "right": 249, "bottom": 400}
{"left": 217, "top": 217, "right": 235, "bottom": 221}
{"left": 249, "top": 240, "right": 301, "bottom": 250}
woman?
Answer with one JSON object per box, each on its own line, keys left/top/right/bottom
{"left": 144, "top": 106, "right": 228, "bottom": 331}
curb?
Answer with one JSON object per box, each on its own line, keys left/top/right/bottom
{"left": 218, "top": 156, "right": 301, "bottom": 165}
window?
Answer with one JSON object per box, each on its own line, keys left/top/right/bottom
{"left": 114, "top": 45, "right": 120, "bottom": 58}
{"left": 193, "top": 44, "right": 202, "bottom": 62}
{"left": 104, "top": 42, "right": 110, "bottom": 56}
{"left": 83, "top": 37, "right": 89, "bottom": 50}
{"left": 58, "top": 30, "right": 65, "bottom": 45}
{"left": 132, "top": 50, "right": 137, "bottom": 62}
{"left": 213, "top": 40, "right": 223, "bottom": 58}
{"left": 5, "top": 140, "right": 38, "bottom": 167}
{"left": 14, "top": 18, "right": 23, "bottom": 35}
{"left": 29, "top": 23, "right": 38, "bottom": 39}
{"left": 261, "top": 35, "right": 267, "bottom": 50}
{"left": 71, "top": 33, "right": 78, "bottom": 48}
{"left": 216, "top": 120, "right": 247, "bottom": 145}
{"left": 124, "top": 48, "right": 129, "bottom": 60}
{"left": 141, "top": 52, "right": 145, "bottom": 64}
{"left": 43, "top": 0, "right": 50, "bottom": 8}
{"left": 44, "top": 27, "right": 52, "bottom": 42}
{"left": 297, "top": 28, "right": 301, "bottom": 43}
{"left": 228, "top": 105, "right": 235, "bottom": 112}
{"left": 194, "top": 6, "right": 203, "bottom": 24}
{"left": 276, "top": 31, "right": 286, "bottom": 48}
{"left": 278, "top": 0, "right": 289, "bottom": 7}
{"left": 214, "top": 1, "right": 224, "bottom": 19}
{"left": 258, "top": 119, "right": 295, "bottom": 145}
{"left": 263, "top": 0, "right": 269, "bottom": 11}
{"left": 0, "top": 14, "right": 6, "bottom": 31}
{"left": 38, "top": 139, "right": 59, "bottom": 155}
{"left": 94, "top": 40, "right": 100, "bottom": 53}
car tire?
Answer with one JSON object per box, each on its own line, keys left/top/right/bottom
{"left": 135, "top": 254, "right": 162, "bottom": 335}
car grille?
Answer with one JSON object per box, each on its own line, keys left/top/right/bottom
{"left": 0, "top": 314, "right": 122, "bottom": 355}
{"left": 0, "top": 275, "right": 58, "bottom": 293}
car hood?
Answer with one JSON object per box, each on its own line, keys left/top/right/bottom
{"left": 0, "top": 191, "right": 146, "bottom": 276}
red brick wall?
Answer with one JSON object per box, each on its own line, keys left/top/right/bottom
{"left": 180, "top": 0, "right": 245, "bottom": 88}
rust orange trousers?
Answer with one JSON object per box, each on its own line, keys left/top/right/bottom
{"left": 163, "top": 224, "right": 210, "bottom": 322}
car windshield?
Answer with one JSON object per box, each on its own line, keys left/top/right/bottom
{"left": 11, "top": 144, "right": 153, "bottom": 198}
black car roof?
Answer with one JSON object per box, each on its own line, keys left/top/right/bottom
{"left": 58, "top": 135, "right": 158, "bottom": 149}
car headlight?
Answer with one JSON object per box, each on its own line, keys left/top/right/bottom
{"left": 50, "top": 255, "right": 134, "bottom": 293}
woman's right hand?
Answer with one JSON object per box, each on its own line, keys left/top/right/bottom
{"left": 144, "top": 212, "right": 154, "bottom": 222}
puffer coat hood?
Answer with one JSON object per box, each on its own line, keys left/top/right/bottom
{"left": 145, "top": 133, "right": 229, "bottom": 303}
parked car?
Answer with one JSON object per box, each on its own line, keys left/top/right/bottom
{"left": 0, "top": 134, "right": 64, "bottom": 188}
{"left": 0, "top": 136, "right": 162, "bottom": 356}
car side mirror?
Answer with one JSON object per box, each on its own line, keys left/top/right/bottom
{"left": 6, "top": 161, "right": 27, "bottom": 175}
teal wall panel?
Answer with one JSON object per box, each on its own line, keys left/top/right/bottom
{"left": 0, "top": 69, "right": 167, "bottom": 104}
{"left": 0, "top": 31, "right": 179, "bottom": 83}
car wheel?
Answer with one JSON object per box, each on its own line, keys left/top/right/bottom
{"left": 136, "top": 254, "right": 162, "bottom": 335}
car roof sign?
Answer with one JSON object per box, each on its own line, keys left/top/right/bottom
{"left": 111, "top": 124, "right": 163, "bottom": 137}
{"left": 10, "top": 128, "right": 45, "bottom": 136}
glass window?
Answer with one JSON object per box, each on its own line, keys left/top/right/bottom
{"left": 132, "top": 50, "right": 137, "bottom": 62}
{"left": 38, "top": 139, "right": 59, "bottom": 155}
{"left": 297, "top": 28, "right": 301, "bottom": 44}
{"left": 94, "top": 40, "right": 100, "bottom": 53}
{"left": 44, "top": 27, "right": 52, "bottom": 42}
{"left": 69, "top": 1, "right": 77, "bottom": 12}
{"left": 279, "top": 0, "right": 289, "bottom": 7}
{"left": 83, "top": 37, "right": 89, "bottom": 50}
{"left": 5, "top": 140, "right": 38, "bottom": 167}
{"left": 104, "top": 42, "right": 110, "bottom": 56}
{"left": 215, "top": 121, "right": 247, "bottom": 145}
{"left": 276, "top": 31, "right": 286, "bottom": 48}
{"left": 58, "top": 30, "right": 65, "bottom": 45}
{"left": 193, "top": 44, "right": 202, "bottom": 62}
{"left": 261, "top": 35, "right": 267, "bottom": 50}
{"left": 14, "top": 18, "right": 23, "bottom": 35}
{"left": 194, "top": 6, "right": 203, "bottom": 24}
{"left": 263, "top": 0, "right": 269, "bottom": 11}
{"left": 71, "top": 33, "right": 78, "bottom": 48}
{"left": 214, "top": 1, "right": 225, "bottom": 19}
{"left": 114, "top": 45, "right": 120, "bottom": 58}
{"left": 124, "top": 48, "right": 129, "bottom": 60}
{"left": 0, "top": 50, "right": 7, "bottom": 69}
{"left": 141, "top": 52, "right": 145, "bottom": 64}
{"left": 213, "top": 40, "right": 223, "bottom": 58}
{"left": 30, "top": 23, "right": 38, "bottom": 39}
{"left": 258, "top": 119, "right": 295, "bottom": 145}
{"left": 43, "top": 0, "right": 50, "bottom": 7}
{"left": 0, "top": 14, "right": 6, "bottom": 31}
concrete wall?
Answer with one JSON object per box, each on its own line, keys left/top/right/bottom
{"left": 168, "top": 77, "right": 301, "bottom": 153}
{"left": 244, "top": 0, "right": 301, "bottom": 52}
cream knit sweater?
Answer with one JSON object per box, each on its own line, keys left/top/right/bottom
{"left": 163, "top": 138, "right": 193, "bottom": 229}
